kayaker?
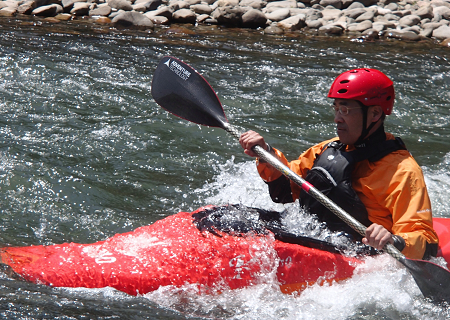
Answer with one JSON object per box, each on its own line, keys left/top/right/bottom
{"left": 239, "top": 68, "right": 439, "bottom": 260}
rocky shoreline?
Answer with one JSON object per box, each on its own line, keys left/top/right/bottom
{"left": 1, "top": 0, "right": 450, "bottom": 44}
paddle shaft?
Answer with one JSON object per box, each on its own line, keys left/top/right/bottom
{"left": 224, "top": 122, "right": 405, "bottom": 261}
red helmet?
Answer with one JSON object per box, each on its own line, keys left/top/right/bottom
{"left": 327, "top": 68, "right": 395, "bottom": 115}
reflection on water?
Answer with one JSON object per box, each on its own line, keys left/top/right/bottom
{"left": 0, "top": 15, "right": 450, "bottom": 319}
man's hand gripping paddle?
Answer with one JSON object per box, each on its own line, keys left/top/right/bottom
{"left": 151, "top": 56, "right": 450, "bottom": 303}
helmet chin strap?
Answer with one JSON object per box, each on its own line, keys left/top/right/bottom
{"left": 354, "top": 104, "right": 379, "bottom": 147}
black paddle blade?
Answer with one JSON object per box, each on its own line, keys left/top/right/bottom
{"left": 400, "top": 257, "right": 450, "bottom": 302}
{"left": 151, "top": 56, "right": 228, "bottom": 129}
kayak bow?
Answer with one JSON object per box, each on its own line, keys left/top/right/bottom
{"left": 0, "top": 205, "right": 361, "bottom": 295}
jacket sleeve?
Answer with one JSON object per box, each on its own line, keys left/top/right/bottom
{"left": 356, "top": 152, "right": 439, "bottom": 259}
{"left": 386, "top": 159, "right": 438, "bottom": 259}
{"left": 256, "top": 148, "right": 293, "bottom": 203}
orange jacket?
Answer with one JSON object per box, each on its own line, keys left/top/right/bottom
{"left": 257, "top": 133, "right": 439, "bottom": 259}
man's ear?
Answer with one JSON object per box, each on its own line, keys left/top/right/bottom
{"left": 369, "top": 105, "right": 383, "bottom": 123}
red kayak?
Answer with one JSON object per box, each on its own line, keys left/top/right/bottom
{"left": 1, "top": 205, "right": 449, "bottom": 296}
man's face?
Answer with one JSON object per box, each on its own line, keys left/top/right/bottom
{"left": 332, "top": 99, "right": 364, "bottom": 145}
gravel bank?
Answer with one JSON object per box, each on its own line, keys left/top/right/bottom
{"left": 1, "top": 0, "right": 450, "bottom": 44}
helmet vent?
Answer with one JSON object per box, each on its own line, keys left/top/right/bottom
{"left": 340, "top": 80, "right": 350, "bottom": 84}
{"left": 386, "top": 96, "right": 392, "bottom": 101}
{"left": 337, "top": 89, "right": 347, "bottom": 93}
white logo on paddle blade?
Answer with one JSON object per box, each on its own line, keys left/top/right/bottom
{"left": 166, "top": 59, "right": 191, "bottom": 81}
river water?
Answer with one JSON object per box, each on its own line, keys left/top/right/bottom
{"left": 0, "top": 16, "right": 450, "bottom": 319}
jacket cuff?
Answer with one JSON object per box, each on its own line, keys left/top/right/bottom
{"left": 392, "top": 235, "right": 406, "bottom": 251}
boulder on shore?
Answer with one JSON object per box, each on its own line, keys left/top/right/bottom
{"left": 111, "top": 10, "right": 154, "bottom": 28}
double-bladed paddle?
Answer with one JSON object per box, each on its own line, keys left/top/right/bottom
{"left": 151, "top": 56, "right": 450, "bottom": 302}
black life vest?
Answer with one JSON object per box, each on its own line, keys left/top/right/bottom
{"left": 298, "top": 138, "right": 407, "bottom": 240}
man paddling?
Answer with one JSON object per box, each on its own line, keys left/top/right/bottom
{"left": 239, "top": 68, "right": 439, "bottom": 260}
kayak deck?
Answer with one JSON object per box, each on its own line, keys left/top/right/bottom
{"left": 0, "top": 205, "right": 362, "bottom": 295}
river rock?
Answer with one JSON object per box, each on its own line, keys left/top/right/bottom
{"left": 89, "top": 3, "right": 111, "bottom": 15}
{"left": 399, "top": 14, "right": 421, "bottom": 27}
{"left": 347, "top": 19, "right": 371, "bottom": 31}
{"left": 107, "top": 0, "right": 132, "bottom": 11}
{"left": 372, "top": 21, "right": 385, "bottom": 31}
{"left": 1, "top": 1, "right": 20, "bottom": 9}
{"left": 344, "top": 8, "right": 365, "bottom": 19}
{"left": 320, "top": 0, "right": 342, "bottom": 9}
{"left": 385, "top": 2, "right": 398, "bottom": 11}
{"left": 32, "top": 3, "right": 63, "bottom": 16}
{"left": 337, "top": 0, "right": 349, "bottom": 8}
{"left": 172, "top": 8, "right": 197, "bottom": 23}
{"left": 355, "top": 10, "right": 374, "bottom": 22}
{"left": 0, "top": 7, "right": 17, "bottom": 16}
{"left": 372, "top": 20, "right": 396, "bottom": 31}
{"left": 357, "top": 0, "right": 376, "bottom": 6}
{"left": 266, "top": 8, "right": 290, "bottom": 21}
{"left": 185, "top": 0, "right": 202, "bottom": 4}
{"left": 394, "top": 9, "right": 411, "bottom": 18}
{"left": 415, "top": 5, "right": 433, "bottom": 19}
{"left": 377, "top": 7, "right": 391, "bottom": 15}
{"left": 168, "top": 0, "right": 190, "bottom": 10}
{"left": 190, "top": 4, "right": 213, "bottom": 14}
{"left": 344, "top": 1, "right": 363, "bottom": 9}
{"left": 212, "top": 6, "right": 244, "bottom": 26}
{"left": 265, "top": 0, "right": 296, "bottom": 9}
{"left": 385, "top": 29, "right": 421, "bottom": 41}
{"left": 55, "top": 12, "right": 72, "bottom": 20}
{"left": 93, "top": 16, "right": 111, "bottom": 23}
{"left": 264, "top": 23, "right": 284, "bottom": 33}
{"left": 432, "top": 24, "right": 450, "bottom": 39}
{"left": 288, "top": 7, "right": 306, "bottom": 15}
{"left": 306, "top": 18, "right": 322, "bottom": 28}
{"left": 277, "top": 13, "right": 306, "bottom": 30}
{"left": 440, "top": 37, "right": 450, "bottom": 46}
{"left": 305, "top": 8, "right": 322, "bottom": 19}
{"left": 321, "top": 8, "right": 342, "bottom": 21}
{"left": 216, "top": 0, "right": 239, "bottom": 6}
{"left": 384, "top": 13, "right": 400, "bottom": 21}
{"left": 242, "top": 8, "right": 267, "bottom": 27}
{"left": 147, "top": 14, "right": 169, "bottom": 23}
{"left": 61, "top": 0, "right": 74, "bottom": 12}
{"left": 135, "top": 0, "right": 162, "bottom": 5}
{"left": 111, "top": 10, "right": 154, "bottom": 28}
{"left": 419, "top": 26, "right": 434, "bottom": 37}
{"left": 196, "top": 13, "right": 210, "bottom": 22}
{"left": 359, "top": 28, "right": 379, "bottom": 40}
{"left": 318, "top": 23, "right": 344, "bottom": 34}
{"left": 433, "top": 6, "right": 450, "bottom": 20}
{"left": 17, "top": 1, "right": 36, "bottom": 14}
{"left": 71, "top": 2, "right": 90, "bottom": 15}
{"left": 240, "top": 0, "right": 266, "bottom": 10}
{"left": 132, "top": 1, "right": 153, "bottom": 12}
{"left": 403, "top": 25, "right": 421, "bottom": 33}
{"left": 422, "top": 21, "right": 445, "bottom": 30}
{"left": 145, "top": 6, "right": 174, "bottom": 18}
